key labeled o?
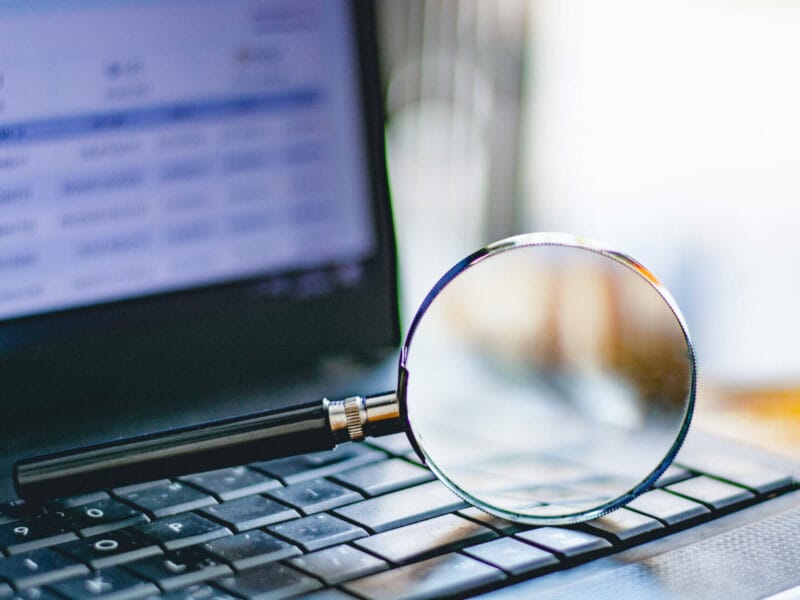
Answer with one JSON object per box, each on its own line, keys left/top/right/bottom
{"left": 94, "top": 539, "right": 119, "bottom": 552}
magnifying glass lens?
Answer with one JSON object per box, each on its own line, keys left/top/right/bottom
{"left": 401, "top": 236, "right": 694, "bottom": 525}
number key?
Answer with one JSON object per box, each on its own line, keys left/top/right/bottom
{"left": 0, "top": 515, "right": 77, "bottom": 554}
{"left": 0, "top": 499, "right": 40, "bottom": 525}
{"left": 64, "top": 497, "right": 149, "bottom": 537}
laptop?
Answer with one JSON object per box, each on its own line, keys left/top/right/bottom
{"left": 0, "top": 1, "right": 798, "bottom": 599}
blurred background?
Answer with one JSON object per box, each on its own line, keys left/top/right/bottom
{"left": 374, "top": 0, "right": 800, "bottom": 454}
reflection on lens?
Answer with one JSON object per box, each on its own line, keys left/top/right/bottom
{"left": 400, "top": 233, "right": 695, "bottom": 524}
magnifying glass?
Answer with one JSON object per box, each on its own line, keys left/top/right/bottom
{"left": 15, "top": 232, "right": 695, "bottom": 525}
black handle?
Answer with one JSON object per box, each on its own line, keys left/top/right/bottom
{"left": 14, "top": 399, "right": 333, "bottom": 501}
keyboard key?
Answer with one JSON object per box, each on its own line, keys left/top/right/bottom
{"left": 0, "top": 500, "right": 39, "bottom": 525}
{"left": 199, "top": 495, "right": 298, "bottom": 533}
{"left": 354, "top": 514, "right": 497, "bottom": 564}
{"left": 59, "top": 529, "right": 162, "bottom": 569}
{"left": 290, "top": 544, "right": 388, "bottom": 585}
{"left": 126, "top": 547, "right": 232, "bottom": 592}
{"left": 365, "top": 433, "right": 415, "bottom": 456}
{"left": 179, "top": 466, "right": 281, "bottom": 502}
{"left": 667, "top": 476, "right": 755, "bottom": 510}
{"left": 265, "top": 478, "right": 362, "bottom": 514}
{"left": 516, "top": 527, "right": 612, "bottom": 558}
{"left": 457, "top": 507, "right": 527, "bottom": 535}
{"left": 583, "top": 508, "right": 664, "bottom": 542}
{"left": 215, "top": 562, "right": 322, "bottom": 599}
{"left": 155, "top": 583, "right": 238, "bottom": 599}
{"left": 462, "top": 537, "right": 559, "bottom": 576}
{"left": 134, "top": 513, "right": 231, "bottom": 550}
{"left": 626, "top": 488, "right": 710, "bottom": 526}
{"left": 116, "top": 482, "right": 216, "bottom": 519}
{"left": 268, "top": 513, "right": 367, "bottom": 552}
{"left": 332, "top": 458, "right": 434, "bottom": 496}
{"left": 333, "top": 480, "right": 467, "bottom": 533}
{"left": 203, "top": 530, "right": 300, "bottom": 570}
{"left": 49, "top": 567, "right": 159, "bottom": 599}
{"left": 112, "top": 481, "right": 172, "bottom": 496}
{"left": 0, "top": 515, "right": 77, "bottom": 554}
{"left": 301, "top": 591, "right": 360, "bottom": 600}
{"left": 344, "top": 552, "right": 505, "bottom": 600}
{"left": 403, "top": 451, "right": 424, "bottom": 466}
{"left": 676, "top": 456, "right": 794, "bottom": 494}
{"left": 3, "top": 587, "right": 62, "bottom": 600}
{"left": 0, "top": 548, "right": 88, "bottom": 588}
{"left": 251, "top": 444, "right": 385, "bottom": 484}
{"left": 64, "top": 498, "right": 149, "bottom": 537}
{"left": 654, "top": 465, "right": 693, "bottom": 487}
{"left": 50, "top": 491, "right": 111, "bottom": 509}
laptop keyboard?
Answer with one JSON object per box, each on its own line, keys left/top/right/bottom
{"left": 0, "top": 435, "right": 796, "bottom": 600}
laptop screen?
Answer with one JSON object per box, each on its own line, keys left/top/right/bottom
{"left": 0, "top": 0, "right": 376, "bottom": 323}
{"left": 0, "top": 1, "right": 398, "bottom": 416}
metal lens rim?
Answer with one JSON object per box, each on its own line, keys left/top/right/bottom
{"left": 397, "top": 232, "right": 697, "bottom": 525}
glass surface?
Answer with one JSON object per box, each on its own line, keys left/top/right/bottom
{"left": 400, "top": 233, "right": 695, "bottom": 525}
